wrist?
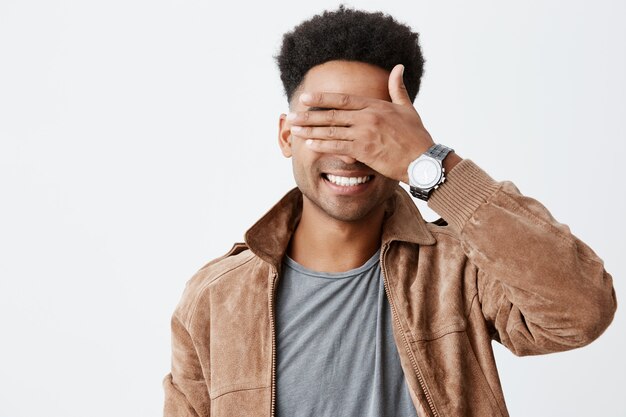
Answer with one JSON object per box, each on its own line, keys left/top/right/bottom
{"left": 442, "top": 151, "right": 462, "bottom": 174}
{"left": 427, "top": 159, "right": 500, "bottom": 232}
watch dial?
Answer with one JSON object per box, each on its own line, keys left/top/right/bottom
{"left": 411, "top": 159, "right": 440, "bottom": 188}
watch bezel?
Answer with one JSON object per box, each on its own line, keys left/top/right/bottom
{"left": 408, "top": 154, "right": 444, "bottom": 189}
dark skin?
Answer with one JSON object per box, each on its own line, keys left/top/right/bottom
{"left": 278, "top": 60, "right": 462, "bottom": 273}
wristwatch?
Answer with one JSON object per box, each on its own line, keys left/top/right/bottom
{"left": 407, "top": 143, "right": 454, "bottom": 201}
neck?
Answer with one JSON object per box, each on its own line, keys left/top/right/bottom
{"left": 287, "top": 197, "right": 385, "bottom": 273}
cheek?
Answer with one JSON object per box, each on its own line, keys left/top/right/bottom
{"left": 292, "top": 147, "right": 320, "bottom": 172}
{"left": 291, "top": 156, "right": 312, "bottom": 184}
{"left": 291, "top": 155, "right": 323, "bottom": 191}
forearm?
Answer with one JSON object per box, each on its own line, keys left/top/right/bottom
{"left": 428, "top": 158, "right": 617, "bottom": 355}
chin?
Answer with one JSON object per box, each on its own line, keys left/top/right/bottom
{"left": 315, "top": 199, "right": 381, "bottom": 223}
{"left": 296, "top": 176, "right": 393, "bottom": 223}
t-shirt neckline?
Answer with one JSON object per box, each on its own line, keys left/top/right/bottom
{"left": 282, "top": 247, "right": 382, "bottom": 279}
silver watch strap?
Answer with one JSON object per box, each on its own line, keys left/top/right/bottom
{"left": 409, "top": 185, "right": 432, "bottom": 200}
{"left": 425, "top": 143, "right": 454, "bottom": 162}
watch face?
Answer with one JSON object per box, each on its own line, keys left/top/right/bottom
{"left": 410, "top": 158, "right": 441, "bottom": 188}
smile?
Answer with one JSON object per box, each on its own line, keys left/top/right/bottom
{"left": 322, "top": 173, "right": 373, "bottom": 187}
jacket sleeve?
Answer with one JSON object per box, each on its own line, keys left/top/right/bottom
{"left": 427, "top": 158, "right": 617, "bottom": 356}
{"left": 163, "top": 302, "right": 211, "bottom": 416}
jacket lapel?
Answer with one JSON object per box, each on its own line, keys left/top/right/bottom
{"left": 244, "top": 185, "right": 436, "bottom": 270}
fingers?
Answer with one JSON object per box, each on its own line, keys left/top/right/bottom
{"left": 293, "top": 125, "right": 360, "bottom": 159}
{"left": 299, "top": 91, "right": 370, "bottom": 110}
{"left": 287, "top": 108, "right": 353, "bottom": 127}
{"left": 291, "top": 125, "right": 353, "bottom": 141}
{"left": 291, "top": 122, "right": 356, "bottom": 156}
{"left": 304, "top": 138, "right": 354, "bottom": 156}
{"left": 388, "top": 64, "right": 412, "bottom": 106}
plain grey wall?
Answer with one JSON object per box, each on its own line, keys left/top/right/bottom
{"left": 1, "top": 0, "right": 624, "bottom": 416}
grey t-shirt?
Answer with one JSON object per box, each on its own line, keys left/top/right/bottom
{"left": 275, "top": 248, "right": 419, "bottom": 417}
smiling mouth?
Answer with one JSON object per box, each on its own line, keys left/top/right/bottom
{"left": 321, "top": 173, "right": 374, "bottom": 187}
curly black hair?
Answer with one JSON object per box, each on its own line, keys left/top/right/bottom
{"left": 274, "top": 5, "right": 425, "bottom": 106}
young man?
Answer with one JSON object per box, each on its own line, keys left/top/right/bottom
{"left": 163, "top": 6, "right": 616, "bottom": 417}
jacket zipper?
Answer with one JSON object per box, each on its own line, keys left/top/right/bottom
{"left": 380, "top": 242, "right": 439, "bottom": 417}
{"left": 269, "top": 246, "right": 438, "bottom": 417}
{"left": 269, "top": 267, "right": 278, "bottom": 417}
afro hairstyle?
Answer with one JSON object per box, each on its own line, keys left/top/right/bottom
{"left": 274, "top": 5, "right": 425, "bottom": 106}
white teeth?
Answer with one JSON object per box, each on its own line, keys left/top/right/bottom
{"left": 326, "top": 174, "right": 371, "bottom": 186}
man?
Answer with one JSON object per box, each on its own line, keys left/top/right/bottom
{"left": 163, "top": 6, "right": 616, "bottom": 417}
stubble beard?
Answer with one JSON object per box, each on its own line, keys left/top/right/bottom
{"left": 292, "top": 158, "right": 396, "bottom": 224}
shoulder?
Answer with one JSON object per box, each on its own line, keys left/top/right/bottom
{"left": 422, "top": 220, "right": 476, "bottom": 270}
{"left": 191, "top": 242, "right": 256, "bottom": 287}
{"left": 174, "top": 243, "right": 257, "bottom": 325}
{"left": 425, "top": 218, "right": 463, "bottom": 244}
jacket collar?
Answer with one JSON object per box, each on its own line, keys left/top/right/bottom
{"left": 244, "top": 185, "right": 436, "bottom": 269}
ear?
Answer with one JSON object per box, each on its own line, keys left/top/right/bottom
{"left": 278, "top": 113, "right": 293, "bottom": 158}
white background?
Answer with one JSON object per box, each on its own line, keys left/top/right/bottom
{"left": 1, "top": 0, "right": 625, "bottom": 416}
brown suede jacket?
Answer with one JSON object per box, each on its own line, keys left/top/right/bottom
{"left": 163, "top": 159, "right": 617, "bottom": 417}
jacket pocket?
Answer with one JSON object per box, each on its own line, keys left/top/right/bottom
{"left": 410, "top": 317, "right": 467, "bottom": 341}
{"left": 207, "top": 267, "right": 272, "bottom": 401}
{"left": 410, "top": 330, "right": 506, "bottom": 416}
{"left": 209, "top": 386, "right": 270, "bottom": 417}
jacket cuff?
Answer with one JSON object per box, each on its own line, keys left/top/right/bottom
{"left": 427, "top": 158, "right": 501, "bottom": 233}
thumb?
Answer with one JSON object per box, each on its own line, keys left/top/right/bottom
{"left": 388, "top": 64, "right": 412, "bottom": 106}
